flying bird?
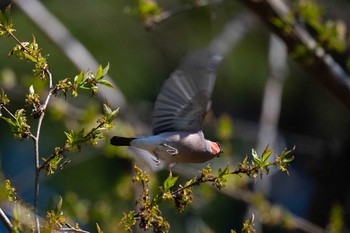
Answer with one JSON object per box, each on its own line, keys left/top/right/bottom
{"left": 110, "top": 49, "right": 223, "bottom": 169}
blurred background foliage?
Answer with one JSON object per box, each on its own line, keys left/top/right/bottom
{"left": 1, "top": 0, "right": 350, "bottom": 232}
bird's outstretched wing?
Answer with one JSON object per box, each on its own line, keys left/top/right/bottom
{"left": 152, "top": 49, "right": 223, "bottom": 135}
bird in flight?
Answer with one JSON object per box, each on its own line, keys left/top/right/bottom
{"left": 111, "top": 49, "right": 223, "bottom": 169}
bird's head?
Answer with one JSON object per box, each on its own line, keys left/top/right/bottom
{"left": 209, "top": 141, "right": 223, "bottom": 157}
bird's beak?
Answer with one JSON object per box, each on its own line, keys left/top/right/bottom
{"left": 216, "top": 142, "right": 223, "bottom": 156}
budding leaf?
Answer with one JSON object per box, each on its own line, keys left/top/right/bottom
{"left": 99, "top": 79, "right": 114, "bottom": 88}
{"left": 0, "top": 88, "right": 10, "bottom": 106}
{"left": 281, "top": 146, "right": 295, "bottom": 163}
{"left": 74, "top": 71, "right": 84, "bottom": 85}
{"left": 261, "top": 145, "right": 272, "bottom": 163}
{"left": 55, "top": 196, "right": 63, "bottom": 214}
{"left": 0, "top": 8, "right": 14, "bottom": 36}
{"left": 29, "top": 85, "right": 35, "bottom": 95}
{"left": 96, "top": 63, "right": 109, "bottom": 80}
{"left": 252, "top": 148, "right": 260, "bottom": 163}
{"left": 121, "top": 211, "right": 137, "bottom": 232}
{"left": 163, "top": 172, "right": 178, "bottom": 192}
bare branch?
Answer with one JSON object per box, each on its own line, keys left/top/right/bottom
{"left": 0, "top": 208, "right": 13, "bottom": 233}
{"left": 31, "top": 67, "right": 54, "bottom": 233}
{"left": 0, "top": 105, "right": 16, "bottom": 119}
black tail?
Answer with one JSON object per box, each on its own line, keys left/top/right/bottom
{"left": 110, "top": 136, "right": 136, "bottom": 146}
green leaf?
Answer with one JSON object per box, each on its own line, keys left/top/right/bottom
{"left": 96, "top": 63, "right": 109, "bottom": 80}
{"left": 65, "top": 129, "right": 84, "bottom": 144}
{"left": 0, "top": 7, "right": 14, "bottom": 36}
{"left": 64, "top": 131, "right": 73, "bottom": 144}
{"left": 72, "top": 129, "right": 86, "bottom": 145}
{"left": 121, "top": 211, "right": 137, "bottom": 232}
{"left": 103, "top": 103, "right": 112, "bottom": 116}
{"left": 218, "top": 164, "right": 230, "bottom": 178}
{"left": 261, "top": 145, "right": 272, "bottom": 162}
{"left": 0, "top": 180, "right": 17, "bottom": 201}
{"left": 99, "top": 79, "right": 114, "bottom": 88}
{"left": 1, "top": 116, "right": 16, "bottom": 127}
{"left": 252, "top": 148, "right": 260, "bottom": 163}
{"left": 281, "top": 146, "right": 295, "bottom": 163}
{"left": 96, "top": 65, "right": 103, "bottom": 80}
{"left": 102, "top": 63, "right": 110, "bottom": 76}
{"left": 163, "top": 172, "right": 178, "bottom": 192}
{"left": 103, "top": 104, "right": 119, "bottom": 122}
{"left": 55, "top": 196, "right": 63, "bottom": 214}
{"left": 138, "top": 0, "right": 161, "bottom": 16}
{"left": 74, "top": 71, "right": 84, "bottom": 85}
{"left": 64, "top": 129, "right": 87, "bottom": 153}
{"left": 215, "top": 165, "right": 230, "bottom": 189}
{"left": 79, "top": 85, "right": 91, "bottom": 90}
{"left": 3, "top": 109, "right": 31, "bottom": 139}
{"left": 42, "top": 154, "right": 63, "bottom": 176}
{"left": 0, "top": 88, "right": 10, "bottom": 106}
{"left": 252, "top": 149, "right": 258, "bottom": 159}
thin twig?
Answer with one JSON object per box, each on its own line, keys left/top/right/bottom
{"left": 8, "top": 31, "right": 34, "bottom": 56}
{"left": 56, "top": 228, "right": 90, "bottom": 233}
{"left": 61, "top": 223, "right": 91, "bottom": 233}
{"left": 3, "top": 16, "right": 54, "bottom": 232}
{"left": 38, "top": 118, "right": 107, "bottom": 173}
{"left": 172, "top": 164, "right": 328, "bottom": 233}
{"left": 55, "top": 229, "right": 90, "bottom": 233}
{"left": 1, "top": 104, "right": 37, "bottom": 141}
{"left": 1, "top": 105, "right": 16, "bottom": 119}
{"left": 170, "top": 166, "right": 260, "bottom": 196}
{"left": 83, "top": 121, "right": 104, "bottom": 139}
{"left": 33, "top": 69, "right": 53, "bottom": 233}
{"left": 0, "top": 208, "right": 13, "bottom": 233}
{"left": 38, "top": 150, "right": 62, "bottom": 172}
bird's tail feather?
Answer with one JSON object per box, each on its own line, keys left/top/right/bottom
{"left": 110, "top": 136, "right": 136, "bottom": 146}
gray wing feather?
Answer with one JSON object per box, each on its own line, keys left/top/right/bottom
{"left": 152, "top": 49, "right": 223, "bottom": 135}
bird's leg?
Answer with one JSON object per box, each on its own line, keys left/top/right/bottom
{"left": 161, "top": 143, "right": 178, "bottom": 156}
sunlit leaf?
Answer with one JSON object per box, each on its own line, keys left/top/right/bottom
{"left": 74, "top": 71, "right": 84, "bottom": 85}
{"left": 261, "top": 145, "right": 272, "bottom": 162}
{"left": 96, "top": 63, "right": 109, "bottom": 80}
{"left": 99, "top": 79, "right": 114, "bottom": 88}
{"left": 163, "top": 172, "right": 178, "bottom": 192}
{"left": 96, "top": 65, "right": 104, "bottom": 80}
{"left": 252, "top": 148, "right": 260, "bottom": 163}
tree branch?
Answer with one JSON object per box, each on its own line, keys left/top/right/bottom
{"left": 0, "top": 208, "right": 13, "bottom": 233}
{"left": 172, "top": 164, "right": 328, "bottom": 233}
{"left": 32, "top": 69, "right": 54, "bottom": 233}
{"left": 239, "top": 0, "right": 350, "bottom": 111}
